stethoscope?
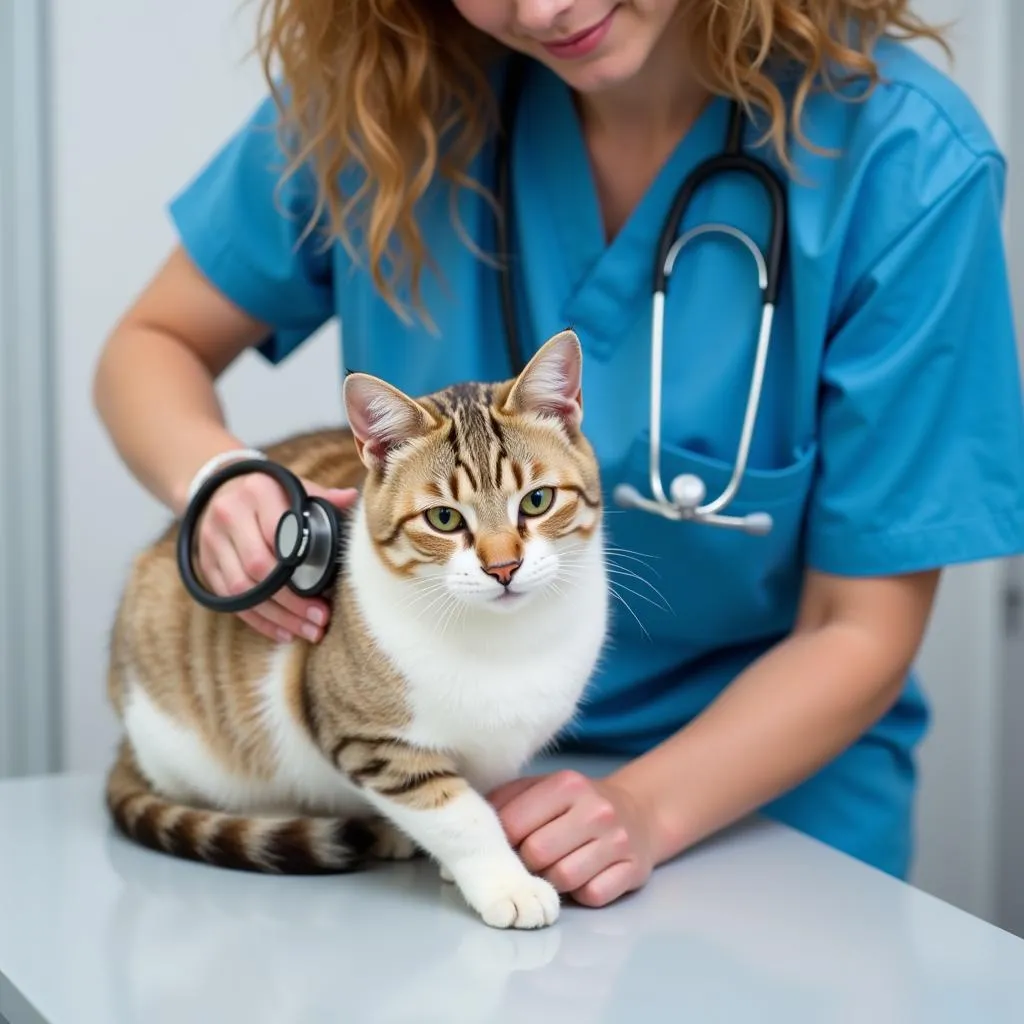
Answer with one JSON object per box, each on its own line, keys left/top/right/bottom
{"left": 495, "top": 56, "right": 787, "bottom": 536}
{"left": 177, "top": 58, "right": 789, "bottom": 613}
{"left": 176, "top": 455, "right": 349, "bottom": 613}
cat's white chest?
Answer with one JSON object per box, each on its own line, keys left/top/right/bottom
{"left": 401, "top": 650, "right": 590, "bottom": 791}
{"left": 348, "top": 515, "right": 608, "bottom": 790}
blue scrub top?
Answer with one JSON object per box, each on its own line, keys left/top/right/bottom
{"left": 168, "top": 38, "right": 1024, "bottom": 879}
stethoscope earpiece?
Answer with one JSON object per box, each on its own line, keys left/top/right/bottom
{"left": 177, "top": 459, "right": 346, "bottom": 613}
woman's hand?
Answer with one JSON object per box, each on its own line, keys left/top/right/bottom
{"left": 193, "top": 471, "right": 358, "bottom": 643}
{"left": 488, "top": 770, "right": 656, "bottom": 908}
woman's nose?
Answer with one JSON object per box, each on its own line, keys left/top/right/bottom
{"left": 514, "top": 0, "right": 578, "bottom": 35}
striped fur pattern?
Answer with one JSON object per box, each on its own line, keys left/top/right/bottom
{"left": 105, "top": 330, "right": 609, "bottom": 928}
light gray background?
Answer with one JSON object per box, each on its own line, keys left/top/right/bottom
{"left": 0, "top": 0, "right": 59, "bottom": 778}
{"left": 1, "top": 0, "right": 1020, "bottom": 934}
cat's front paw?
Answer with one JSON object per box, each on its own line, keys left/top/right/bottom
{"left": 481, "top": 873, "right": 560, "bottom": 930}
{"left": 461, "top": 867, "right": 560, "bottom": 929}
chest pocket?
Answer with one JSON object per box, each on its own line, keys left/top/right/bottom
{"left": 605, "top": 295, "right": 818, "bottom": 649}
{"left": 604, "top": 431, "right": 818, "bottom": 649}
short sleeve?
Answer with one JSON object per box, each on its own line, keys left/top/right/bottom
{"left": 168, "top": 94, "right": 337, "bottom": 364}
{"left": 806, "top": 152, "right": 1024, "bottom": 576}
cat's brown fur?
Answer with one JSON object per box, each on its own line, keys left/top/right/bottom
{"left": 105, "top": 426, "right": 417, "bottom": 871}
{"left": 104, "top": 332, "right": 606, "bottom": 907}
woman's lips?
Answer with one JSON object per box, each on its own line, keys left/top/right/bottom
{"left": 540, "top": 8, "right": 617, "bottom": 59}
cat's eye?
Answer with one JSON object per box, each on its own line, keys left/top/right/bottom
{"left": 424, "top": 506, "right": 464, "bottom": 533}
{"left": 519, "top": 487, "right": 555, "bottom": 517}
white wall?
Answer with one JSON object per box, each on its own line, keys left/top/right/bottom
{"left": 51, "top": 0, "right": 1020, "bottom": 926}
{"left": 52, "top": 0, "right": 341, "bottom": 771}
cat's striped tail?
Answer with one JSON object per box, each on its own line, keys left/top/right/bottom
{"left": 104, "top": 741, "right": 379, "bottom": 874}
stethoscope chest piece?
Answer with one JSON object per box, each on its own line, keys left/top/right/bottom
{"left": 275, "top": 497, "right": 342, "bottom": 597}
{"left": 177, "top": 458, "right": 346, "bottom": 613}
{"left": 613, "top": 477, "right": 774, "bottom": 535}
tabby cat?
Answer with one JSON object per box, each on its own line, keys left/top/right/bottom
{"left": 104, "top": 329, "right": 609, "bottom": 929}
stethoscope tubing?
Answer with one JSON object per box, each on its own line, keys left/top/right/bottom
{"left": 653, "top": 144, "right": 787, "bottom": 302}
{"left": 495, "top": 55, "right": 787, "bottom": 534}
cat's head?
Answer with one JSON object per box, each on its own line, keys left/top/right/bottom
{"left": 342, "top": 330, "right": 601, "bottom": 613}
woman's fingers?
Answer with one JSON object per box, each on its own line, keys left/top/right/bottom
{"left": 199, "top": 522, "right": 316, "bottom": 642}
{"left": 229, "top": 503, "right": 330, "bottom": 628}
{"left": 188, "top": 469, "right": 350, "bottom": 641}
{"left": 202, "top": 566, "right": 287, "bottom": 643}
{"left": 543, "top": 838, "right": 610, "bottom": 893}
{"left": 215, "top": 538, "right": 322, "bottom": 641}
{"left": 570, "top": 859, "right": 639, "bottom": 909}
{"left": 303, "top": 482, "right": 359, "bottom": 510}
{"left": 238, "top": 609, "right": 292, "bottom": 645}
{"left": 230, "top": 504, "right": 279, "bottom": 585}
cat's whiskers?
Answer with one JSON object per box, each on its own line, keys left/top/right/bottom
{"left": 605, "top": 574, "right": 673, "bottom": 615}
{"left": 562, "top": 564, "right": 671, "bottom": 616}
{"left": 602, "top": 542, "right": 660, "bottom": 560}
{"left": 601, "top": 567, "right": 672, "bottom": 613}
{"left": 397, "top": 575, "right": 448, "bottom": 597}
{"left": 554, "top": 561, "right": 658, "bottom": 639}
{"left": 598, "top": 582, "right": 650, "bottom": 640}
{"left": 601, "top": 545, "right": 663, "bottom": 578}
{"left": 518, "top": 552, "right": 561, "bottom": 593}
{"left": 412, "top": 585, "right": 462, "bottom": 623}
{"left": 436, "top": 595, "right": 467, "bottom": 640}
{"left": 558, "top": 552, "right": 671, "bottom": 614}
{"left": 395, "top": 577, "right": 451, "bottom": 611}
{"left": 395, "top": 577, "right": 448, "bottom": 598}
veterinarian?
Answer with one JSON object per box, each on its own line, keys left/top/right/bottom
{"left": 93, "top": 0, "right": 1024, "bottom": 909}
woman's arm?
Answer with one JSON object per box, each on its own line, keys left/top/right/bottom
{"left": 490, "top": 567, "right": 940, "bottom": 907}
{"left": 93, "top": 244, "right": 271, "bottom": 515}
{"left": 93, "top": 244, "right": 354, "bottom": 643}
{"left": 612, "top": 567, "right": 940, "bottom": 865}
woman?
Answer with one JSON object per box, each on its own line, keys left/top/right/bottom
{"left": 93, "top": 1, "right": 1024, "bottom": 909}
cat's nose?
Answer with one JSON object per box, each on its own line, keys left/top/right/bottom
{"left": 483, "top": 559, "right": 522, "bottom": 587}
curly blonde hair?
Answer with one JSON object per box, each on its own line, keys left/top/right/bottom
{"left": 254, "top": 1, "right": 949, "bottom": 326}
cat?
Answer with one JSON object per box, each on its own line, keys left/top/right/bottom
{"left": 104, "top": 328, "right": 610, "bottom": 930}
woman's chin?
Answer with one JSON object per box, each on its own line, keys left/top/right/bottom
{"left": 541, "top": 51, "right": 646, "bottom": 94}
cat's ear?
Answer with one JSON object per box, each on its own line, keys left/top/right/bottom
{"left": 503, "top": 328, "right": 583, "bottom": 428}
{"left": 343, "top": 373, "right": 437, "bottom": 468}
